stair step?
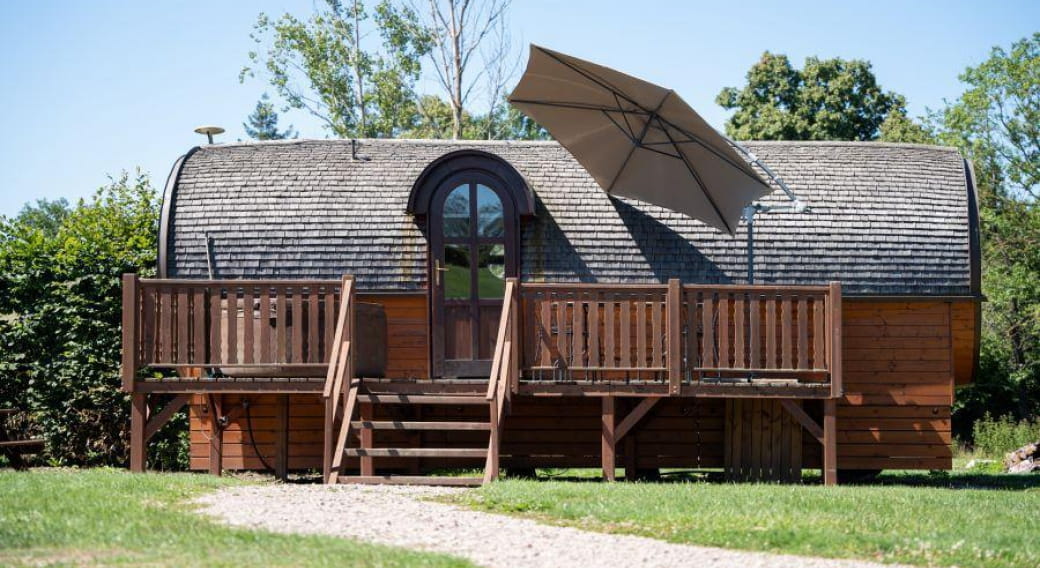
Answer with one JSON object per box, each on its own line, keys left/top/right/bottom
{"left": 343, "top": 447, "right": 487, "bottom": 458}
{"left": 359, "top": 394, "right": 489, "bottom": 405}
{"left": 352, "top": 420, "right": 491, "bottom": 431}
{"left": 338, "top": 475, "right": 484, "bottom": 487}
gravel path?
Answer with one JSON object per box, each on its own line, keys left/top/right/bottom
{"left": 195, "top": 484, "right": 905, "bottom": 568}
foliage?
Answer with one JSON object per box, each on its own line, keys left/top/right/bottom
{"left": 972, "top": 413, "right": 1040, "bottom": 458}
{"left": 244, "top": 93, "right": 297, "bottom": 140}
{"left": 0, "top": 469, "right": 473, "bottom": 567}
{"left": 878, "top": 109, "right": 936, "bottom": 145}
{"left": 940, "top": 33, "right": 1040, "bottom": 429}
{"left": 242, "top": 0, "right": 431, "bottom": 138}
{"left": 0, "top": 174, "right": 186, "bottom": 469}
{"left": 410, "top": 0, "right": 515, "bottom": 139}
{"left": 717, "top": 52, "right": 908, "bottom": 141}
{"left": 459, "top": 473, "right": 1040, "bottom": 568}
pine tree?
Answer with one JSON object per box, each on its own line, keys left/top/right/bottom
{"left": 243, "top": 93, "right": 296, "bottom": 140}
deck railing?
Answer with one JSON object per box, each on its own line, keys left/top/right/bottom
{"left": 121, "top": 276, "right": 345, "bottom": 389}
{"left": 518, "top": 281, "right": 842, "bottom": 396}
{"left": 322, "top": 276, "right": 357, "bottom": 483}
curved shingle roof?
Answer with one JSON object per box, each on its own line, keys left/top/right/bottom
{"left": 162, "top": 138, "right": 979, "bottom": 296}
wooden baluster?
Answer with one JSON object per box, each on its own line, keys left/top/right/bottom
{"left": 765, "top": 297, "right": 777, "bottom": 369}
{"left": 573, "top": 291, "right": 585, "bottom": 368}
{"left": 701, "top": 293, "right": 715, "bottom": 368}
{"left": 159, "top": 286, "right": 173, "bottom": 364}
{"left": 588, "top": 292, "right": 600, "bottom": 368}
{"left": 813, "top": 295, "right": 826, "bottom": 369}
{"left": 539, "top": 294, "right": 552, "bottom": 369}
{"left": 260, "top": 290, "right": 272, "bottom": 364}
{"left": 749, "top": 294, "right": 761, "bottom": 369}
{"left": 291, "top": 288, "right": 303, "bottom": 364}
{"left": 176, "top": 287, "right": 189, "bottom": 365}
{"left": 208, "top": 286, "right": 221, "bottom": 365}
{"left": 687, "top": 289, "right": 699, "bottom": 369}
{"left": 141, "top": 284, "right": 156, "bottom": 367}
{"left": 733, "top": 293, "right": 745, "bottom": 369}
{"left": 632, "top": 293, "right": 640, "bottom": 368}
{"left": 667, "top": 279, "right": 681, "bottom": 394}
{"left": 308, "top": 287, "right": 320, "bottom": 363}
{"left": 604, "top": 296, "right": 616, "bottom": 369}
{"left": 226, "top": 286, "right": 239, "bottom": 365}
{"left": 323, "top": 287, "right": 335, "bottom": 362}
{"left": 718, "top": 293, "right": 730, "bottom": 369}
{"left": 193, "top": 287, "right": 206, "bottom": 364}
{"left": 652, "top": 293, "right": 663, "bottom": 369}
{"left": 242, "top": 287, "right": 255, "bottom": 365}
{"left": 556, "top": 295, "right": 569, "bottom": 368}
{"left": 276, "top": 286, "right": 287, "bottom": 363}
{"left": 798, "top": 297, "right": 809, "bottom": 370}
{"left": 781, "top": 297, "right": 793, "bottom": 369}
{"left": 619, "top": 298, "right": 631, "bottom": 368}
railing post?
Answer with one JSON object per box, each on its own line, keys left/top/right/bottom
{"left": 121, "top": 274, "right": 139, "bottom": 393}
{"left": 828, "top": 281, "right": 842, "bottom": 399}
{"left": 667, "top": 279, "right": 682, "bottom": 396}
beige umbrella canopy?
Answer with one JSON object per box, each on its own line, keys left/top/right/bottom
{"left": 509, "top": 45, "right": 774, "bottom": 235}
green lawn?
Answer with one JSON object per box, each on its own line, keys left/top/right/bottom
{"left": 454, "top": 470, "right": 1040, "bottom": 568}
{"left": 0, "top": 468, "right": 472, "bottom": 568}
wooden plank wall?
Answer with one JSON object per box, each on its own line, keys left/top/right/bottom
{"left": 951, "top": 300, "right": 978, "bottom": 386}
{"left": 188, "top": 298, "right": 967, "bottom": 474}
{"left": 835, "top": 300, "right": 956, "bottom": 471}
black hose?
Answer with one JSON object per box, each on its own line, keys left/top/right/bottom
{"left": 243, "top": 400, "right": 275, "bottom": 473}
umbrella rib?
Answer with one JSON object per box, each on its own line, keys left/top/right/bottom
{"left": 649, "top": 118, "right": 773, "bottom": 191}
{"left": 509, "top": 99, "right": 649, "bottom": 116}
{"left": 606, "top": 91, "right": 673, "bottom": 194}
{"left": 613, "top": 92, "right": 637, "bottom": 139}
{"left": 536, "top": 48, "right": 649, "bottom": 114}
{"left": 602, "top": 110, "right": 639, "bottom": 145}
{"left": 658, "top": 117, "right": 734, "bottom": 234}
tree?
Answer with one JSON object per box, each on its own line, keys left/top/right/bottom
{"left": 717, "top": 52, "right": 908, "bottom": 141}
{"left": 935, "top": 34, "right": 1040, "bottom": 431}
{"left": 244, "top": 93, "right": 297, "bottom": 140}
{"left": 879, "top": 109, "right": 936, "bottom": 145}
{"left": 408, "top": 0, "right": 515, "bottom": 139}
{"left": 0, "top": 174, "right": 185, "bottom": 468}
{"left": 242, "top": 0, "right": 430, "bottom": 138}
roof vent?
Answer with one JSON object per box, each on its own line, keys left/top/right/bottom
{"left": 193, "top": 125, "right": 225, "bottom": 144}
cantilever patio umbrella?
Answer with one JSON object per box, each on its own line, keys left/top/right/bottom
{"left": 509, "top": 45, "right": 775, "bottom": 235}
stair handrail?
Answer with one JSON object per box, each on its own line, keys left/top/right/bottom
{"left": 484, "top": 278, "right": 518, "bottom": 483}
{"left": 322, "top": 275, "right": 355, "bottom": 483}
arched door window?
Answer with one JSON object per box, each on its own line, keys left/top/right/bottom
{"left": 430, "top": 174, "right": 517, "bottom": 378}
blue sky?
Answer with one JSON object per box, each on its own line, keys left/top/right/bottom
{"left": 1, "top": 1, "right": 1037, "bottom": 217}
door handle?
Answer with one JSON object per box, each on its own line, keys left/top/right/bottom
{"left": 434, "top": 259, "right": 449, "bottom": 286}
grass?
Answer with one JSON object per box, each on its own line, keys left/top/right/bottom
{"left": 0, "top": 468, "right": 473, "bottom": 568}
{"left": 453, "top": 469, "right": 1040, "bottom": 568}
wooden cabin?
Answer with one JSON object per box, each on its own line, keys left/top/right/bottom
{"left": 122, "top": 139, "right": 981, "bottom": 485}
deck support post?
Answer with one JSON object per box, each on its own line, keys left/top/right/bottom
{"left": 130, "top": 392, "right": 147, "bottom": 472}
{"left": 275, "top": 394, "right": 289, "bottom": 481}
{"left": 601, "top": 396, "right": 616, "bottom": 481}
{"left": 207, "top": 394, "right": 223, "bottom": 476}
{"left": 359, "top": 402, "right": 374, "bottom": 476}
{"left": 823, "top": 399, "right": 837, "bottom": 486}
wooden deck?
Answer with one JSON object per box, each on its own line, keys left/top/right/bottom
{"left": 122, "top": 274, "right": 845, "bottom": 484}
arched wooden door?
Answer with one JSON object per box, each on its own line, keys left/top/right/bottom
{"left": 429, "top": 172, "right": 518, "bottom": 378}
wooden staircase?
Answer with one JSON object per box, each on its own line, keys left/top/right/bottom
{"left": 321, "top": 278, "right": 517, "bottom": 486}
{"left": 338, "top": 392, "right": 496, "bottom": 486}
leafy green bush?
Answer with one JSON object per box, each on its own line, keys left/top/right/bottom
{"left": 0, "top": 173, "right": 187, "bottom": 469}
{"left": 972, "top": 413, "right": 1040, "bottom": 458}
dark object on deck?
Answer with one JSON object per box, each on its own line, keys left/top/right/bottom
{"left": 0, "top": 409, "right": 44, "bottom": 470}
{"left": 1005, "top": 441, "right": 1039, "bottom": 474}
{"left": 354, "top": 302, "right": 387, "bottom": 378}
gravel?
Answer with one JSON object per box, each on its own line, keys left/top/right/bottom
{"left": 195, "top": 484, "right": 907, "bottom": 568}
